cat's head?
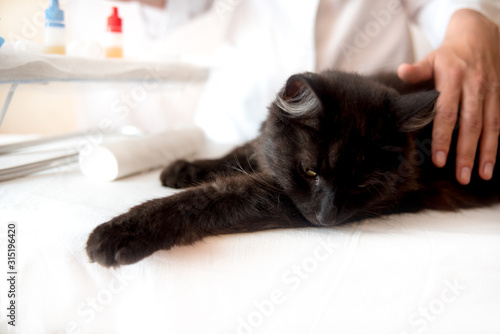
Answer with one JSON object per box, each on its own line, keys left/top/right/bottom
{"left": 257, "top": 70, "right": 439, "bottom": 226}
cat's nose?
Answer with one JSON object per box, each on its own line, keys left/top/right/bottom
{"left": 314, "top": 199, "right": 339, "bottom": 226}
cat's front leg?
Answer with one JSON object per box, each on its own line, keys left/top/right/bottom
{"left": 86, "top": 173, "right": 311, "bottom": 267}
{"left": 160, "top": 141, "right": 258, "bottom": 188}
{"left": 86, "top": 206, "right": 170, "bottom": 267}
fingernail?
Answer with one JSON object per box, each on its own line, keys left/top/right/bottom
{"left": 460, "top": 167, "right": 471, "bottom": 185}
{"left": 435, "top": 151, "right": 447, "bottom": 167}
{"left": 483, "top": 162, "right": 494, "bottom": 180}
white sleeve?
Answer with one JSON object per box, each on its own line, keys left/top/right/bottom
{"left": 161, "top": 0, "right": 215, "bottom": 32}
{"left": 402, "top": 0, "right": 500, "bottom": 48}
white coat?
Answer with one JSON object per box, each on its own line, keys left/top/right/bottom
{"left": 174, "top": 0, "right": 499, "bottom": 143}
{"left": 67, "top": 0, "right": 499, "bottom": 143}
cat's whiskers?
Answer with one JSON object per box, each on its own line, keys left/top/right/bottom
{"left": 230, "top": 153, "right": 285, "bottom": 195}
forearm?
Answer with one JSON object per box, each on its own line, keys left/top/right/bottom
{"left": 407, "top": 1, "right": 500, "bottom": 48}
{"left": 444, "top": 8, "right": 499, "bottom": 46}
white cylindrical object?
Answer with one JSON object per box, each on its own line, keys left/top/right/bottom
{"left": 105, "top": 31, "right": 123, "bottom": 48}
{"left": 79, "top": 127, "right": 205, "bottom": 182}
{"left": 105, "top": 31, "right": 123, "bottom": 58}
{"left": 44, "top": 26, "right": 65, "bottom": 46}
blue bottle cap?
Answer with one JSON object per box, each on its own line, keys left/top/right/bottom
{"left": 0, "top": 36, "right": 4, "bottom": 48}
{"left": 46, "top": 0, "right": 65, "bottom": 28}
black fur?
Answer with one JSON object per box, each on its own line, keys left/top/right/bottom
{"left": 86, "top": 70, "right": 500, "bottom": 267}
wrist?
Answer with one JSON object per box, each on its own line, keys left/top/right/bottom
{"left": 445, "top": 9, "right": 499, "bottom": 43}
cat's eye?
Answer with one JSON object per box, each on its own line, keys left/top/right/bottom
{"left": 300, "top": 163, "right": 318, "bottom": 178}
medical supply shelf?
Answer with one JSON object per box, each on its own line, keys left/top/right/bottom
{"left": 0, "top": 49, "right": 209, "bottom": 127}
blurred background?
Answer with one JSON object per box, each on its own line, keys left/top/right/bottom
{"left": 0, "top": 0, "right": 435, "bottom": 140}
{"left": 0, "top": 0, "right": 78, "bottom": 134}
{"left": 0, "top": 0, "right": 208, "bottom": 135}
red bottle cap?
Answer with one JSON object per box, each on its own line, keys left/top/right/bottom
{"left": 107, "top": 7, "right": 122, "bottom": 33}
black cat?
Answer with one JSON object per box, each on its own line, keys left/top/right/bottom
{"left": 86, "top": 70, "right": 500, "bottom": 267}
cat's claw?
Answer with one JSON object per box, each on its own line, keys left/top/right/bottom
{"left": 160, "top": 159, "right": 209, "bottom": 189}
{"left": 86, "top": 216, "right": 159, "bottom": 267}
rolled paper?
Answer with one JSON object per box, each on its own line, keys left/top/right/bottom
{"left": 79, "top": 127, "right": 205, "bottom": 181}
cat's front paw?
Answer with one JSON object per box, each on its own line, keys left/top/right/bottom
{"left": 86, "top": 214, "right": 161, "bottom": 267}
{"left": 160, "top": 159, "right": 210, "bottom": 188}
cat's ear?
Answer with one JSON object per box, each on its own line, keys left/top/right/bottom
{"left": 275, "top": 74, "right": 321, "bottom": 116}
{"left": 393, "top": 90, "right": 439, "bottom": 132}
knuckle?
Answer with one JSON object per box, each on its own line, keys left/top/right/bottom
{"left": 481, "top": 146, "right": 498, "bottom": 159}
{"left": 449, "top": 68, "right": 464, "bottom": 82}
{"left": 457, "top": 150, "right": 476, "bottom": 163}
{"left": 484, "top": 72, "right": 500, "bottom": 93}
{"left": 461, "top": 112, "right": 483, "bottom": 133}
{"left": 432, "top": 130, "right": 451, "bottom": 145}
{"left": 463, "top": 96, "right": 481, "bottom": 111}
{"left": 446, "top": 62, "right": 466, "bottom": 82}
{"left": 485, "top": 114, "right": 500, "bottom": 133}
{"left": 489, "top": 81, "right": 500, "bottom": 94}
{"left": 472, "top": 72, "right": 487, "bottom": 96}
{"left": 436, "top": 106, "right": 458, "bottom": 125}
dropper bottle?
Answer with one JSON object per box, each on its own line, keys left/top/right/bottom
{"left": 105, "top": 7, "right": 123, "bottom": 58}
{"left": 44, "top": 0, "right": 66, "bottom": 55}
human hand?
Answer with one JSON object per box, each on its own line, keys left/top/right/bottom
{"left": 398, "top": 9, "right": 500, "bottom": 185}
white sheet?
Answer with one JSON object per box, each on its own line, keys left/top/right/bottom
{"left": 0, "top": 49, "right": 208, "bottom": 84}
{"left": 0, "top": 138, "right": 499, "bottom": 334}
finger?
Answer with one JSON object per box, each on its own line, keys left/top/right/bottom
{"left": 478, "top": 83, "right": 500, "bottom": 180}
{"left": 431, "top": 68, "right": 461, "bottom": 169}
{"left": 455, "top": 73, "right": 486, "bottom": 185}
{"left": 398, "top": 57, "right": 434, "bottom": 84}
